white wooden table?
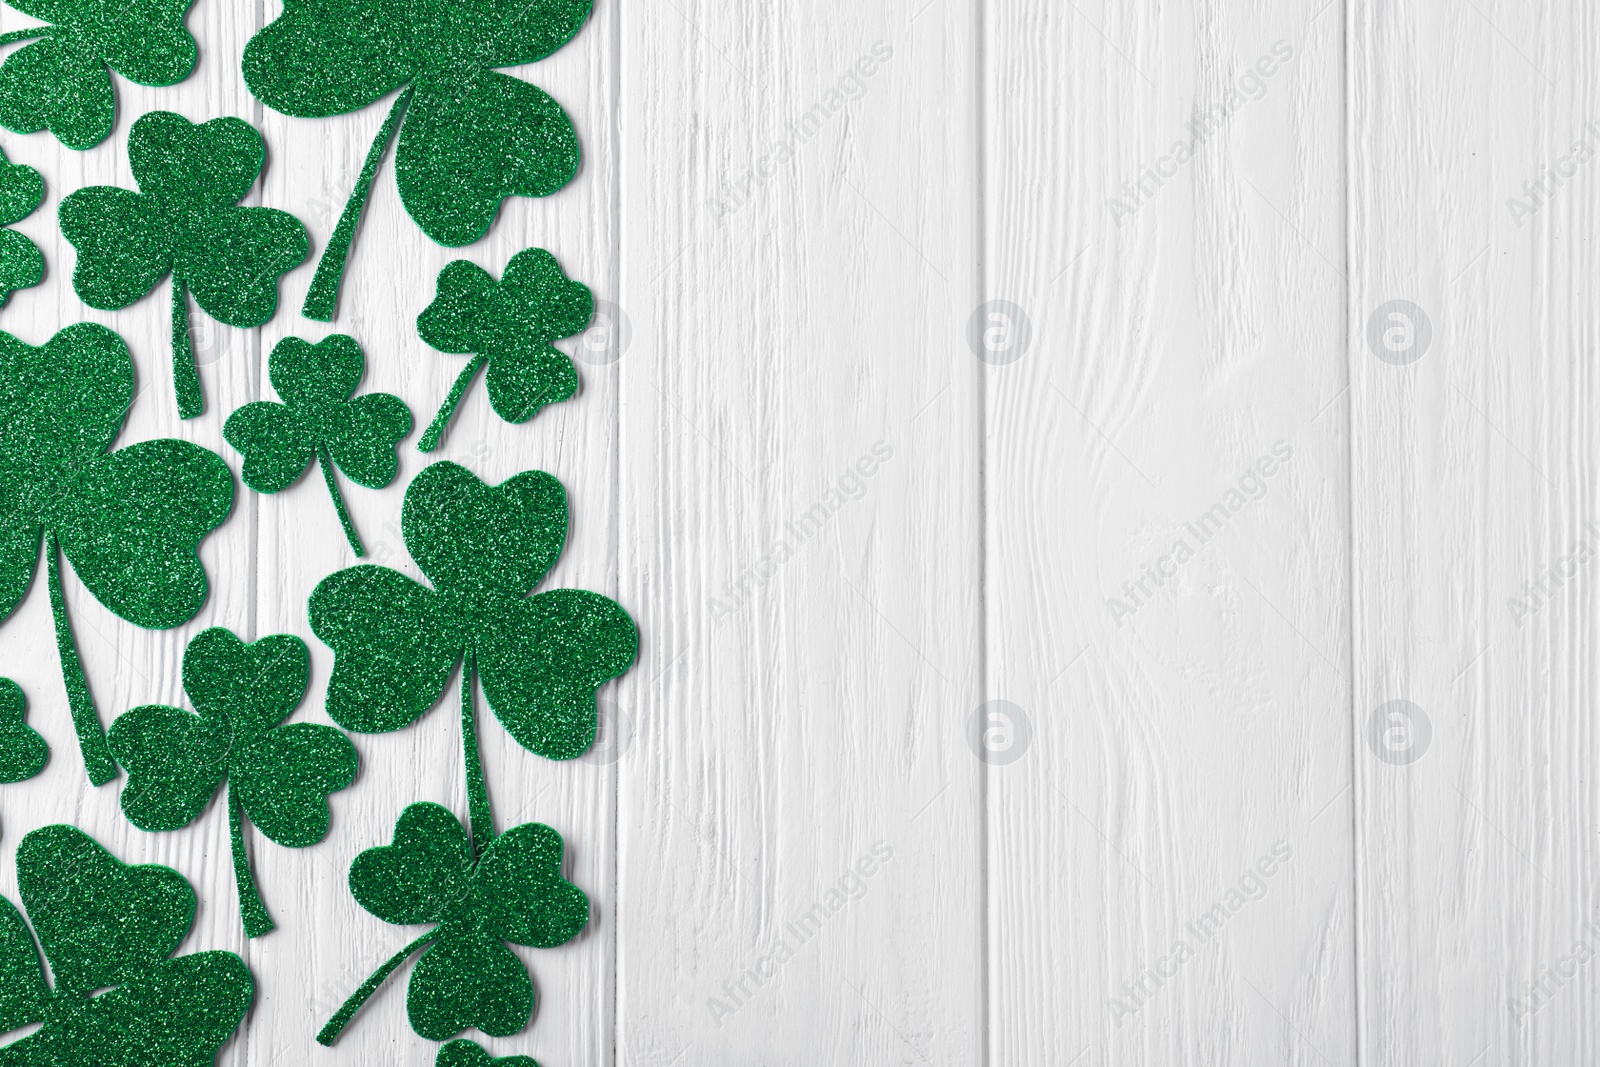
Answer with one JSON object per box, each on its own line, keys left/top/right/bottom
{"left": 0, "top": 0, "right": 1586, "bottom": 1063}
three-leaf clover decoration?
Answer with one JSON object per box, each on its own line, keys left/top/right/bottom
{"left": 417, "top": 248, "right": 592, "bottom": 452}
{"left": 309, "top": 460, "right": 635, "bottom": 851}
{"left": 0, "top": 678, "right": 45, "bottom": 782}
{"left": 108, "top": 627, "right": 358, "bottom": 939}
{"left": 0, "top": 322, "right": 233, "bottom": 787}
{"left": 317, "top": 802, "right": 586, "bottom": 1046}
{"left": 0, "top": 825, "right": 253, "bottom": 1064}
{"left": 0, "top": 146, "right": 41, "bottom": 305}
{"left": 0, "top": 0, "right": 196, "bottom": 149}
{"left": 242, "top": 0, "right": 593, "bottom": 320}
{"left": 224, "top": 334, "right": 412, "bottom": 556}
{"left": 59, "top": 110, "right": 309, "bottom": 419}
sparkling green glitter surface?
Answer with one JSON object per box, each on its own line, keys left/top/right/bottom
{"left": 0, "top": 825, "right": 252, "bottom": 1064}
{"left": 416, "top": 248, "right": 592, "bottom": 451}
{"left": 0, "top": 0, "right": 197, "bottom": 150}
{"left": 0, "top": 322, "right": 233, "bottom": 787}
{"left": 241, "top": 0, "right": 591, "bottom": 319}
{"left": 0, "top": 148, "right": 41, "bottom": 305}
{"left": 438, "top": 1039, "right": 539, "bottom": 1067}
{"left": 224, "top": 334, "right": 412, "bottom": 556}
{"left": 317, "top": 802, "right": 586, "bottom": 1045}
{"left": 309, "top": 460, "right": 637, "bottom": 764}
{"left": 0, "top": 679, "right": 45, "bottom": 782}
{"left": 58, "top": 110, "right": 309, "bottom": 418}
{"left": 107, "top": 627, "right": 358, "bottom": 939}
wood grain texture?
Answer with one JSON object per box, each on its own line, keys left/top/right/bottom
{"left": 0, "top": 0, "right": 1586, "bottom": 1063}
{"left": 985, "top": 1, "right": 1354, "bottom": 1064}
{"left": 1350, "top": 1, "right": 1600, "bottom": 1064}
{"left": 615, "top": 0, "right": 981, "bottom": 1064}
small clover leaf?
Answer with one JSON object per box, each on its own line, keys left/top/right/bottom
{"left": 416, "top": 248, "right": 592, "bottom": 451}
{"left": 0, "top": 678, "right": 44, "bottom": 782}
{"left": 242, "top": 0, "right": 592, "bottom": 319}
{"left": 438, "top": 1039, "right": 539, "bottom": 1067}
{"left": 318, "top": 802, "right": 585, "bottom": 1046}
{"left": 225, "top": 334, "right": 412, "bottom": 556}
{"left": 59, "top": 110, "right": 309, "bottom": 419}
{"left": 309, "top": 460, "right": 635, "bottom": 849}
{"left": 0, "top": 0, "right": 197, "bottom": 150}
{"left": 0, "top": 322, "right": 233, "bottom": 788}
{"left": 0, "top": 146, "right": 41, "bottom": 307}
{"left": 107, "top": 627, "right": 358, "bottom": 938}
{"left": 0, "top": 681, "right": 44, "bottom": 780}
{"left": 0, "top": 825, "right": 252, "bottom": 1064}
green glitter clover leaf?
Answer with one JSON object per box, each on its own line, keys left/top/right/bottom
{"left": 0, "top": 0, "right": 196, "bottom": 150}
{"left": 59, "top": 110, "right": 310, "bottom": 419}
{"left": 0, "top": 824, "right": 253, "bottom": 1065}
{"left": 416, "top": 248, "right": 591, "bottom": 452}
{"left": 241, "top": 0, "right": 593, "bottom": 321}
{"left": 0, "top": 322, "right": 234, "bottom": 788}
{"left": 107, "top": 627, "right": 358, "bottom": 939}
{"left": 224, "top": 334, "right": 412, "bottom": 556}
{"left": 0, "top": 146, "right": 41, "bottom": 305}
{"left": 437, "top": 1040, "right": 538, "bottom": 1067}
{"left": 317, "top": 802, "right": 586, "bottom": 1046}
{"left": 0, "top": 679, "right": 45, "bottom": 782}
{"left": 309, "top": 460, "right": 636, "bottom": 852}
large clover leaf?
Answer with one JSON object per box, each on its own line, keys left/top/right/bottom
{"left": 242, "top": 0, "right": 592, "bottom": 320}
{"left": 107, "top": 627, "right": 358, "bottom": 938}
{"left": 59, "top": 110, "right": 309, "bottom": 419}
{"left": 310, "top": 460, "right": 635, "bottom": 848}
{"left": 318, "top": 802, "right": 585, "bottom": 1046}
{"left": 225, "top": 334, "right": 411, "bottom": 556}
{"left": 0, "top": 322, "right": 233, "bottom": 787}
{"left": 416, "top": 248, "right": 592, "bottom": 451}
{"left": 0, "top": 0, "right": 197, "bottom": 150}
{"left": 0, "top": 147, "right": 41, "bottom": 306}
{"left": 0, "top": 825, "right": 252, "bottom": 1065}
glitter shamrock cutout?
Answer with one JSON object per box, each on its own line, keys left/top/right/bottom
{"left": 0, "top": 0, "right": 196, "bottom": 150}
{"left": 107, "top": 627, "right": 358, "bottom": 939}
{"left": 0, "top": 824, "right": 253, "bottom": 1063}
{"left": 59, "top": 110, "right": 309, "bottom": 419}
{"left": 0, "top": 146, "right": 41, "bottom": 305}
{"left": 0, "top": 678, "right": 45, "bottom": 782}
{"left": 417, "top": 248, "right": 592, "bottom": 452}
{"left": 437, "top": 1040, "right": 538, "bottom": 1067}
{"left": 0, "top": 322, "right": 233, "bottom": 788}
{"left": 224, "top": 334, "right": 412, "bottom": 556}
{"left": 309, "top": 460, "right": 636, "bottom": 853}
{"left": 242, "top": 0, "right": 593, "bottom": 321}
{"left": 317, "top": 802, "right": 586, "bottom": 1046}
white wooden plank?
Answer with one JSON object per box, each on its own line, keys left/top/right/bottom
{"left": 1349, "top": 2, "right": 1600, "bottom": 1063}
{"left": 615, "top": 1, "right": 983, "bottom": 1063}
{"left": 984, "top": 3, "right": 1356, "bottom": 1064}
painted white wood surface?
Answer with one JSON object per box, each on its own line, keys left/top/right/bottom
{"left": 0, "top": 0, "right": 1584, "bottom": 1063}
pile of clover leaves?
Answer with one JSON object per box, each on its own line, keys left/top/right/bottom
{"left": 0, "top": 0, "right": 636, "bottom": 1063}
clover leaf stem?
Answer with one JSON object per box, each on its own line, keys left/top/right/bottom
{"left": 419, "top": 352, "right": 488, "bottom": 453}
{"left": 44, "top": 531, "right": 115, "bottom": 786}
{"left": 172, "top": 278, "right": 203, "bottom": 419}
{"left": 317, "top": 928, "right": 438, "bottom": 1046}
{"left": 0, "top": 28, "right": 49, "bottom": 46}
{"left": 318, "top": 446, "right": 365, "bottom": 556}
{"left": 461, "top": 653, "right": 494, "bottom": 858}
{"left": 229, "top": 783, "right": 275, "bottom": 938}
{"left": 303, "top": 86, "right": 413, "bottom": 322}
